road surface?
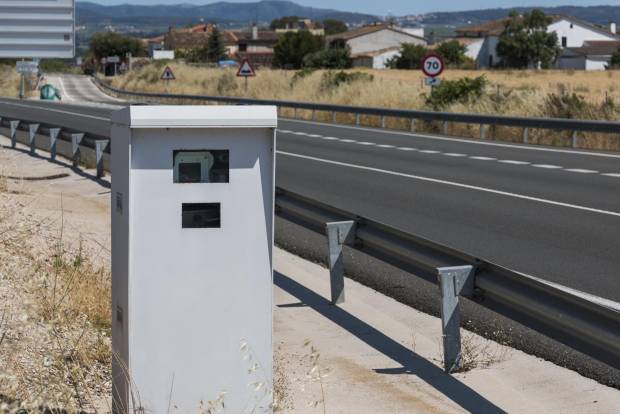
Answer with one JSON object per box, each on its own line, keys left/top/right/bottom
{"left": 1, "top": 75, "right": 619, "bottom": 303}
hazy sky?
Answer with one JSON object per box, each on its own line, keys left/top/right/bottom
{"left": 85, "top": 1, "right": 617, "bottom": 16}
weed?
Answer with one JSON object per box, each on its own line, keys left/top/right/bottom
{"left": 320, "top": 71, "right": 373, "bottom": 93}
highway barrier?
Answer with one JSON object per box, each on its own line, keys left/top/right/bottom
{"left": 92, "top": 76, "right": 620, "bottom": 149}
{"left": 1, "top": 101, "right": 619, "bottom": 374}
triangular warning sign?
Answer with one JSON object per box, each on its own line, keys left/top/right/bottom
{"left": 161, "top": 66, "right": 176, "bottom": 81}
{"left": 236, "top": 59, "right": 256, "bottom": 77}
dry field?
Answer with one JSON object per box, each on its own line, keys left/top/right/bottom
{"left": 0, "top": 66, "right": 19, "bottom": 98}
{"left": 110, "top": 63, "right": 620, "bottom": 151}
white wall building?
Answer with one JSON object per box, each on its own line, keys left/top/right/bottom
{"left": 327, "top": 24, "right": 427, "bottom": 69}
{"left": 454, "top": 15, "right": 620, "bottom": 69}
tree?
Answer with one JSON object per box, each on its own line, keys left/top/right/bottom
{"left": 270, "top": 16, "right": 303, "bottom": 30}
{"left": 435, "top": 40, "right": 467, "bottom": 66}
{"left": 322, "top": 19, "right": 348, "bottom": 35}
{"left": 388, "top": 43, "right": 428, "bottom": 69}
{"left": 273, "top": 31, "right": 324, "bottom": 69}
{"left": 496, "top": 9, "right": 560, "bottom": 69}
{"left": 303, "top": 47, "right": 351, "bottom": 69}
{"left": 611, "top": 47, "right": 620, "bottom": 69}
{"left": 89, "top": 32, "right": 145, "bottom": 61}
{"left": 206, "top": 26, "right": 227, "bottom": 62}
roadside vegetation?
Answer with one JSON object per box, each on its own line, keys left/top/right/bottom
{"left": 108, "top": 62, "right": 620, "bottom": 150}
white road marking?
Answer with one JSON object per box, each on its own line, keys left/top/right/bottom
{"left": 283, "top": 118, "right": 620, "bottom": 159}
{"left": 277, "top": 151, "right": 620, "bottom": 218}
{"left": 308, "top": 133, "right": 321, "bottom": 138}
{"left": 532, "top": 164, "right": 563, "bottom": 169}
{"left": 377, "top": 144, "right": 395, "bottom": 148}
{"left": 57, "top": 77, "right": 75, "bottom": 102}
{"left": 469, "top": 156, "right": 496, "bottom": 161}
{"left": 0, "top": 101, "right": 109, "bottom": 121}
{"left": 565, "top": 168, "right": 599, "bottom": 174}
{"left": 397, "top": 147, "right": 417, "bottom": 151}
{"left": 322, "top": 136, "right": 339, "bottom": 140}
{"left": 340, "top": 139, "right": 356, "bottom": 143}
{"left": 602, "top": 173, "right": 620, "bottom": 178}
{"left": 499, "top": 160, "right": 531, "bottom": 165}
{"left": 357, "top": 141, "right": 376, "bottom": 145}
{"left": 419, "top": 150, "right": 440, "bottom": 154}
{"left": 444, "top": 153, "right": 467, "bottom": 157}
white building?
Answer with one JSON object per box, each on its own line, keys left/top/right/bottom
{"left": 454, "top": 15, "right": 620, "bottom": 69}
{"left": 327, "top": 24, "right": 427, "bottom": 69}
{"left": 558, "top": 40, "right": 620, "bottom": 71}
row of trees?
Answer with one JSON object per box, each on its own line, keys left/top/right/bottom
{"left": 270, "top": 16, "right": 348, "bottom": 35}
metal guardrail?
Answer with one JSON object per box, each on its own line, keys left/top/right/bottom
{"left": 1, "top": 101, "right": 619, "bottom": 374}
{"left": 93, "top": 76, "right": 620, "bottom": 148}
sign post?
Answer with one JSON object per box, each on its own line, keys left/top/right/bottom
{"left": 421, "top": 53, "right": 445, "bottom": 97}
{"left": 160, "top": 66, "right": 176, "bottom": 93}
{"left": 16, "top": 61, "right": 39, "bottom": 100}
{"left": 236, "top": 59, "right": 256, "bottom": 92}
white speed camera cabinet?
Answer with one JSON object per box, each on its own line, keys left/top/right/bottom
{"left": 110, "top": 106, "right": 277, "bottom": 413}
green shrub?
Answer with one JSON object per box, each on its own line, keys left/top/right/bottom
{"left": 426, "top": 76, "right": 487, "bottom": 109}
{"left": 320, "top": 70, "right": 373, "bottom": 92}
{"left": 388, "top": 43, "right": 428, "bottom": 69}
{"left": 303, "top": 47, "right": 352, "bottom": 69}
{"left": 290, "top": 67, "right": 316, "bottom": 86}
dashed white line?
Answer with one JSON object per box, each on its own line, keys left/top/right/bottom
{"left": 277, "top": 151, "right": 620, "bottom": 218}
{"left": 565, "top": 168, "right": 599, "bottom": 174}
{"left": 469, "top": 156, "right": 496, "bottom": 161}
{"left": 278, "top": 128, "right": 617, "bottom": 178}
{"left": 498, "top": 160, "right": 531, "bottom": 165}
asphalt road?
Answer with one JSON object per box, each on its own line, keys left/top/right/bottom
{"left": 1, "top": 79, "right": 619, "bottom": 303}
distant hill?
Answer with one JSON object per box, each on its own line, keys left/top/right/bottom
{"left": 76, "top": 1, "right": 378, "bottom": 26}
{"left": 416, "top": 5, "right": 620, "bottom": 28}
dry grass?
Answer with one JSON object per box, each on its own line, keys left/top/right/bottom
{"left": 110, "top": 63, "right": 620, "bottom": 151}
{"left": 0, "top": 65, "right": 20, "bottom": 98}
{"left": 0, "top": 186, "right": 111, "bottom": 412}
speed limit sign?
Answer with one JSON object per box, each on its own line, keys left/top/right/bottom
{"left": 421, "top": 53, "right": 444, "bottom": 78}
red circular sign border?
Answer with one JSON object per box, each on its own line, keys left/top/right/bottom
{"left": 421, "top": 53, "right": 445, "bottom": 78}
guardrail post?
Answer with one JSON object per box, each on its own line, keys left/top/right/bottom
{"left": 71, "top": 133, "right": 84, "bottom": 168}
{"left": 522, "top": 127, "right": 529, "bottom": 144}
{"left": 410, "top": 119, "right": 417, "bottom": 133}
{"left": 442, "top": 121, "right": 449, "bottom": 136}
{"left": 332, "top": 111, "right": 337, "bottom": 123}
{"left": 437, "top": 265, "right": 475, "bottom": 373}
{"left": 293, "top": 108, "right": 298, "bottom": 119}
{"left": 381, "top": 116, "right": 386, "bottom": 129}
{"left": 571, "top": 131, "right": 578, "bottom": 148}
{"left": 355, "top": 113, "right": 361, "bottom": 126}
{"left": 325, "top": 221, "right": 356, "bottom": 305}
{"left": 49, "top": 128, "right": 60, "bottom": 161}
{"left": 28, "top": 124, "right": 40, "bottom": 154}
{"left": 311, "top": 110, "right": 316, "bottom": 121}
{"left": 10, "top": 121, "right": 20, "bottom": 148}
{"left": 479, "top": 124, "right": 486, "bottom": 140}
{"left": 96, "top": 140, "right": 109, "bottom": 178}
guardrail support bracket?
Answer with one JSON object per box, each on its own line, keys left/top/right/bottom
{"left": 326, "top": 221, "right": 356, "bottom": 305}
{"left": 522, "top": 127, "right": 529, "bottom": 144}
{"left": 479, "top": 124, "right": 486, "bottom": 140}
{"left": 49, "top": 128, "right": 61, "bottom": 161}
{"left": 410, "top": 119, "right": 417, "bottom": 133}
{"left": 10, "top": 121, "right": 20, "bottom": 148}
{"left": 437, "top": 265, "right": 475, "bottom": 374}
{"left": 96, "top": 140, "right": 109, "bottom": 178}
{"left": 571, "top": 130, "right": 578, "bottom": 148}
{"left": 28, "top": 124, "right": 40, "bottom": 154}
{"left": 355, "top": 113, "right": 361, "bottom": 126}
{"left": 71, "top": 133, "right": 84, "bottom": 168}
